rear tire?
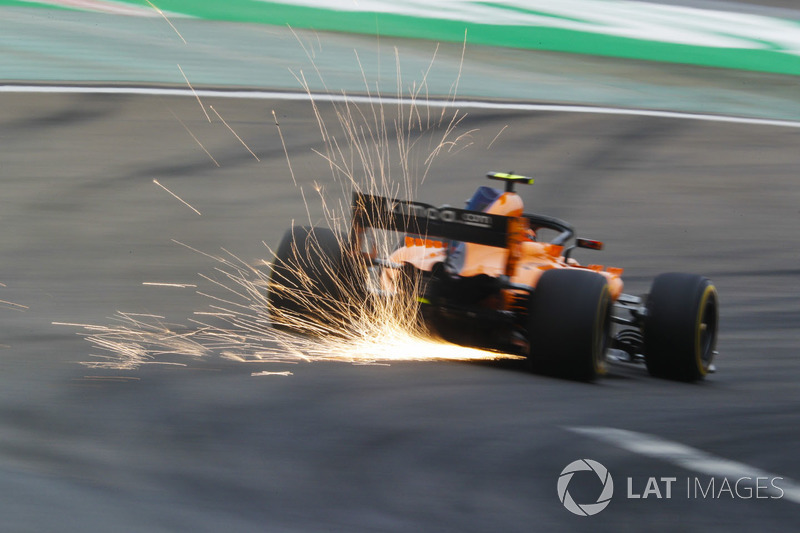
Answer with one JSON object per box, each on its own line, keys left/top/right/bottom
{"left": 644, "top": 273, "right": 718, "bottom": 381}
{"left": 268, "top": 226, "right": 362, "bottom": 333}
{"left": 527, "top": 269, "right": 611, "bottom": 381}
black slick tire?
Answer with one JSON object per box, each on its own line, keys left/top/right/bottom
{"left": 527, "top": 269, "right": 611, "bottom": 382}
{"left": 643, "top": 273, "right": 718, "bottom": 382}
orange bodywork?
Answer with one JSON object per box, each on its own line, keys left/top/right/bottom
{"left": 381, "top": 191, "right": 624, "bottom": 305}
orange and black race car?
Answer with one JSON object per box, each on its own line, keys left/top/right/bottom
{"left": 268, "top": 172, "right": 718, "bottom": 382}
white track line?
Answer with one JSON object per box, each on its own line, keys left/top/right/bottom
{"left": 568, "top": 426, "right": 800, "bottom": 504}
{"left": 3, "top": 84, "right": 800, "bottom": 129}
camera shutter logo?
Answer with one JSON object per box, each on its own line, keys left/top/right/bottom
{"left": 557, "top": 459, "right": 614, "bottom": 516}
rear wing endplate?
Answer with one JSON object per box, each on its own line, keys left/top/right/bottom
{"left": 351, "top": 192, "right": 510, "bottom": 248}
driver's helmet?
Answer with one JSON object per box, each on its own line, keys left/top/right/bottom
{"left": 465, "top": 186, "right": 502, "bottom": 212}
{"left": 465, "top": 185, "right": 525, "bottom": 217}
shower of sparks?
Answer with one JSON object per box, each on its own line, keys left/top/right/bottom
{"left": 209, "top": 105, "right": 261, "bottom": 161}
{"left": 58, "top": 40, "right": 521, "bottom": 371}
{"left": 152, "top": 179, "right": 202, "bottom": 215}
{"left": 177, "top": 64, "right": 210, "bottom": 122}
{"left": 146, "top": 0, "right": 187, "bottom": 44}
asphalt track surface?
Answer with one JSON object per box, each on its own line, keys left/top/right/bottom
{"left": 1, "top": 91, "right": 799, "bottom": 532}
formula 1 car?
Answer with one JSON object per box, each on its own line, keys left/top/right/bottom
{"left": 268, "top": 172, "right": 718, "bottom": 382}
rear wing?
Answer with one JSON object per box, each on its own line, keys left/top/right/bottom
{"left": 351, "top": 192, "right": 510, "bottom": 248}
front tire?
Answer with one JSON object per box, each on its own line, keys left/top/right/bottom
{"left": 527, "top": 269, "right": 611, "bottom": 381}
{"left": 643, "top": 273, "right": 718, "bottom": 381}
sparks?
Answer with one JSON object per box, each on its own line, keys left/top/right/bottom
{"left": 167, "top": 107, "right": 220, "bottom": 166}
{"left": 80, "top": 376, "right": 141, "bottom": 382}
{"left": 152, "top": 178, "right": 202, "bottom": 215}
{"left": 62, "top": 40, "right": 506, "bottom": 371}
{"left": 210, "top": 105, "right": 261, "bottom": 161}
{"left": 177, "top": 64, "right": 210, "bottom": 122}
{"left": 0, "top": 299, "right": 29, "bottom": 310}
{"left": 142, "top": 282, "right": 198, "bottom": 288}
{"left": 487, "top": 125, "right": 508, "bottom": 149}
{"left": 273, "top": 109, "right": 296, "bottom": 185}
{"left": 145, "top": 0, "right": 187, "bottom": 44}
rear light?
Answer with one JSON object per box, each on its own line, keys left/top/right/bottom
{"left": 577, "top": 238, "right": 604, "bottom": 251}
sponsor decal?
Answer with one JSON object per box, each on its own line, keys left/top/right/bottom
{"left": 389, "top": 201, "right": 493, "bottom": 228}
